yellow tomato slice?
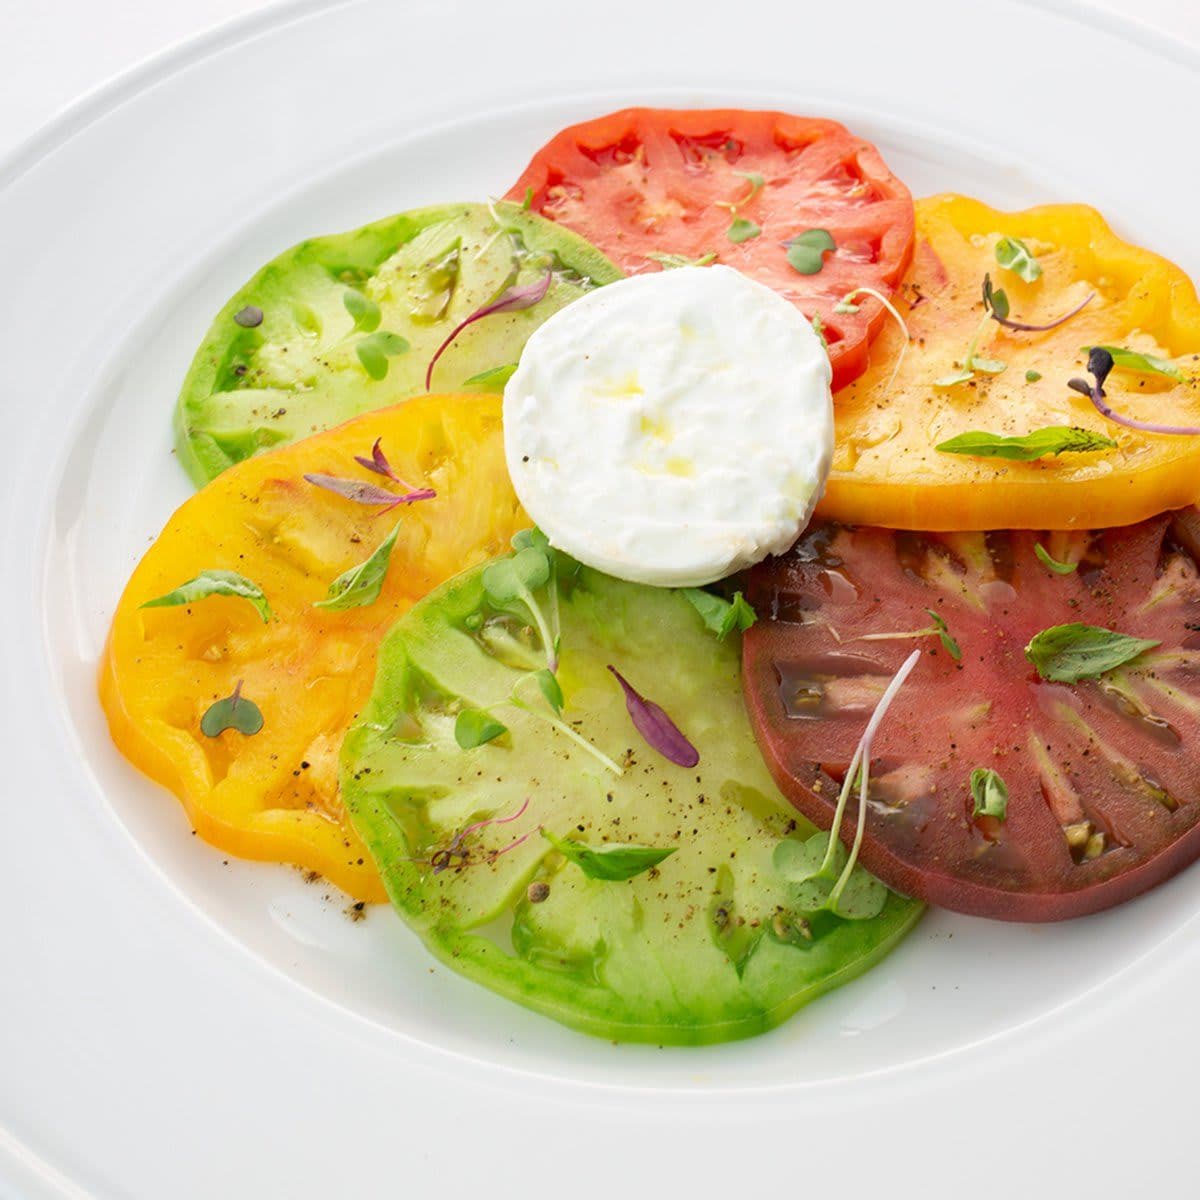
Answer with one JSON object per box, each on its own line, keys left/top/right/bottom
{"left": 100, "top": 393, "right": 525, "bottom": 902}
{"left": 821, "top": 194, "right": 1200, "bottom": 530}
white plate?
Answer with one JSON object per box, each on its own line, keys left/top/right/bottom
{"left": 3, "top": 0, "right": 1198, "bottom": 1194}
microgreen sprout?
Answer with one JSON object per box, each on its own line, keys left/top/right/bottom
{"left": 715, "top": 170, "right": 764, "bottom": 212}
{"left": 994, "top": 236, "right": 1042, "bottom": 283}
{"left": 786, "top": 229, "right": 835, "bottom": 275}
{"left": 727, "top": 217, "right": 761, "bottom": 243}
{"left": 773, "top": 650, "right": 920, "bottom": 918}
{"left": 1068, "top": 347, "right": 1200, "bottom": 436}
{"left": 645, "top": 250, "right": 718, "bottom": 269}
{"left": 970, "top": 768, "right": 1009, "bottom": 821}
{"left": 1082, "top": 345, "right": 1186, "bottom": 384}
{"left": 1034, "top": 542, "right": 1078, "bottom": 575}
{"left": 200, "top": 679, "right": 264, "bottom": 738}
{"left": 508, "top": 671, "right": 624, "bottom": 776}
{"left": 304, "top": 473, "right": 435, "bottom": 509}
{"left": 426, "top": 269, "right": 553, "bottom": 389}
{"left": 855, "top": 608, "right": 961, "bottom": 660}
{"left": 835, "top": 286, "right": 911, "bottom": 388}
{"left": 982, "top": 273, "right": 1093, "bottom": 333}
{"left": 411, "top": 798, "right": 535, "bottom": 874}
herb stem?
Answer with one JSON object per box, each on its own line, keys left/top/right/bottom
{"left": 509, "top": 697, "right": 624, "bottom": 776}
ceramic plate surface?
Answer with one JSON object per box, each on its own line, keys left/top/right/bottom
{"left": 2, "top": 1, "right": 1197, "bottom": 1195}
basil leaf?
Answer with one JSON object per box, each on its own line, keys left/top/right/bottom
{"left": 454, "top": 709, "right": 507, "bottom": 749}
{"left": 463, "top": 363, "right": 518, "bottom": 391}
{"left": 935, "top": 426, "right": 1117, "bottom": 461}
{"left": 142, "top": 569, "right": 272, "bottom": 623}
{"left": 995, "top": 236, "right": 1042, "bottom": 283}
{"left": 925, "top": 609, "right": 962, "bottom": 661}
{"left": 786, "top": 229, "right": 835, "bottom": 275}
{"left": 200, "top": 682, "right": 264, "bottom": 738}
{"left": 1024, "top": 623, "right": 1159, "bottom": 682}
{"left": 645, "top": 251, "right": 717, "bottom": 269}
{"left": 314, "top": 524, "right": 400, "bottom": 611}
{"left": 534, "top": 668, "right": 564, "bottom": 714}
{"left": 1034, "top": 543, "right": 1078, "bottom": 575}
{"left": 682, "top": 588, "right": 757, "bottom": 640}
{"left": 970, "top": 767, "right": 1009, "bottom": 821}
{"left": 542, "top": 831, "right": 676, "bottom": 881}
{"left": 343, "top": 288, "right": 381, "bottom": 333}
{"left": 727, "top": 217, "right": 761, "bottom": 244}
{"left": 1084, "top": 345, "right": 1185, "bottom": 383}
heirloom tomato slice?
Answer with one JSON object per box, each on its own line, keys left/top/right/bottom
{"left": 175, "top": 201, "right": 621, "bottom": 486}
{"left": 341, "top": 556, "right": 920, "bottom": 1043}
{"left": 821, "top": 194, "right": 1200, "bottom": 530}
{"left": 101, "top": 394, "right": 525, "bottom": 902}
{"left": 505, "top": 108, "right": 915, "bottom": 391}
{"left": 742, "top": 513, "right": 1200, "bottom": 920}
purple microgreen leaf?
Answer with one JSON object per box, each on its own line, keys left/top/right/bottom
{"left": 422, "top": 798, "right": 532, "bottom": 874}
{"left": 303, "top": 473, "right": 435, "bottom": 508}
{"left": 983, "top": 273, "right": 1094, "bottom": 332}
{"left": 425, "top": 269, "right": 553, "bottom": 390}
{"left": 354, "top": 437, "right": 397, "bottom": 480}
{"left": 607, "top": 666, "right": 699, "bottom": 768}
{"left": 1070, "top": 347, "right": 1200, "bottom": 436}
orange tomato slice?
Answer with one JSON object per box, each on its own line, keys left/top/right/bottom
{"left": 821, "top": 194, "right": 1200, "bottom": 530}
{"left": 100, "top": 393, "right": 525, "bottom": 902}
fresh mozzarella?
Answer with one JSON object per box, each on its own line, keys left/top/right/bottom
{"left": 502, "top": 265, "right": 833, "bottom": 587}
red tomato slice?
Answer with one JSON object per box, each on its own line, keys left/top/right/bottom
{"left": 742, "top": 513, "right": 1200, "bottom": 921}
{"left": 505, "top": 108, "right": 915, "bottom": 392}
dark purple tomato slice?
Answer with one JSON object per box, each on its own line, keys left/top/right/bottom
{"left": 742, "top": 512, "right": 1200, "bottom": 921}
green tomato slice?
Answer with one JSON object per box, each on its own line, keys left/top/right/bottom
{"left": 341, "top": 559, "right": 922, "bottom": 1045}
{"left": 174, "top": 201, "right": 621, "bottom": 485}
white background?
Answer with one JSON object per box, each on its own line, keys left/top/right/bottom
{"left": 0, "top": 0, "right": 1198, "bottom": 161}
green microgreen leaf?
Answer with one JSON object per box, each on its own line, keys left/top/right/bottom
{"left": 925, "top": 609, "right": 962, "bottom": 661}
{"left": 727, "top": 217, "right": 761, "bottom": 244}
{"left": 1034, "top": 542, "right": 1078, "bottom": 575}
{"left": 934, "top": 368, "right": 975, "bottom": 388}
{"left": 200, "top": 680, "right": 264, "bottom": 738}
{"left": 995, "top": 236, "right": 1042, "bottom": 283}
{"left": 1024, "top": 623, "right": 1160, "bottom": 683}
{"left": 483, "top": 544, "right": 557, "bottom": 671}
{"left": 786, "top": 228, "right": 836, "bottom": 275}
{"left": 983, "top": 277, "right": 1011, "bottom": 320}
{"left": 542, "top": 831, "right": 675, "bottom": 881}
{"left": 534, "top": 668, "right": 564, "bottom": 714}
{"left": 735, "top": 170, "right": 764, "bottom": 202}
{"left": 355, "top": 330, "right": 410, "bottom": 381}
{"left": 142, "top": 569, "right": 271, "bottom": 623}
{"left": 343, "top": 288, "right": 381, "bottom": 333}
{"left": 463, "top": 363, "right": 518, "bottom": 391}
{"left": 454, "top": 709, "right": 508, "bottom": 749}
{"left": 971, "top": 357, "right": 1007, "bottom": 375}
{"left": 772, "top": 834, "right": 887, "bottom": 920}
{"left": 935, "top": 426, "right": 1117, "bottom": 461}
{"left": 970, "top": 767, "right": 1009, "bottom": 821}
{"left": 1025, "top": 369, "right": 1043, "bottom": 382}
{"left": 314, "top": 524, "right": 400, "bottom": 611}
{"left": 1083, "top": 345, "right": 1186, "bottom": 383}
{"left": 645, "top": 251, "right": 718, "bottom": 269}
{"left": 681, "top": 588, "right": 757, "bottom": 640}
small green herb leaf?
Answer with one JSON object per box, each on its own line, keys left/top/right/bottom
{"left": 645, "top": 251, "right": 718, "bottom": 269}
{"left": 1025, "top": 369, "right": 1043, "bottom": 383}
{"left": 483, "top": 547, "right": 551, "bottom": 604}
{"left": 542, "top": 831, "right": 675, "bottom": 881}
{"left": 343, "top": 289, "right": 381, "bottom": 333}
{"left": 314, "top": 524, "right": 400, "bottom": 611}
{"left": 356, "top": 330, "right": 410, "bottom": 380}
{"left": 1083, "top": 345, "right": 1186, "bottom": 383}
{"left": 1024, "top": 623, "right": 1160, "bottom": 682}
{"left": 935, "top": 426, "right": 1117, "bottom": 461}
{"left": 682, "top": 588, "right": 757, "bottom": 640}
{"left": 934, "top": 369, "right": 975, "bottom": 389}
{"left": 727, "top": 217, "right": 761, "bottom": 244}
{"left": 995, "top": 236, "right": 1042, "bottom": 283}
{"left": 982, "top": 276, "right": 1010, "bottom": 320}
{"left": 971, "top": 357, "right": 1007, "bottom": 375}
{"left": 142, "top": 569, "right": 271, "bottom": 623}
{"left": 735, "top": 170, "right": 764, "bottom": 202}
{"left": 463, "top": 363, "right": 518, "bottom": 391}
{"left": 534, "top": 668, "right": 564, "bottom": 714}
{"left": 1034, "top": 543, "right": 1078, "bottom": 575}
{"left": 773, "top": 835, "right": 886, "bottom": 920}
{"left": 200, "top": 680, "right": 264, "bottom": 738}
{"left": 970, "top": 767, "right": 1009, "bottom": 821}
{"left": 454, "top": 709, "right": 507, "bottom": 749}
{"left": 786, "top": 228, "right": 836, "bottom": 275}
{"left": 925, "top": 609, "right": 962, "bottom": 661}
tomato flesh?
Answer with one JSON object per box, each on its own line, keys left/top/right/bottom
{"left": 505, "top": 108, "right": 915, "bottom": 391}
{"left": 742, "top": 513, "right": 1200, "bottom": 920}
